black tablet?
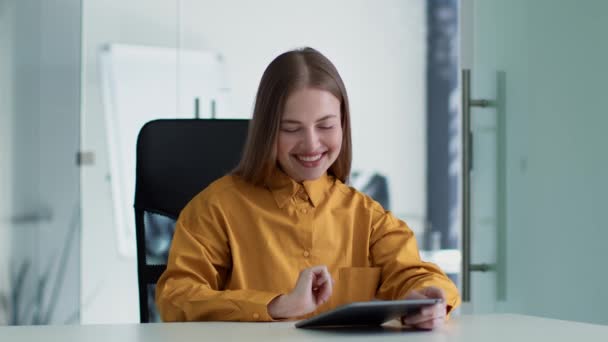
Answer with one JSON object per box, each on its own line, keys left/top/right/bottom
{"left": 294, "top": 298, "right": 442, "bottom": 328}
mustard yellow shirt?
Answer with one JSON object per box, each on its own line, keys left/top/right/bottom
{"left": 156, "top": 169, "right": 460, "bottom": 322}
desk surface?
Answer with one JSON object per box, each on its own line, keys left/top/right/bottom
{"left": 1, "top": 314, "right": 607, "bottom": 341}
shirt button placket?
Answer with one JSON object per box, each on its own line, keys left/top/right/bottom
{"left": 296, "top": 187, "right": 313, "bottom": 265}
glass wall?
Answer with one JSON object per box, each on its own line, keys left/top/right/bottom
{"left": 0, "top": 0, "right": 82, "bottom": 324}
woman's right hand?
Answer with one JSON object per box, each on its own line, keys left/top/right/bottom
{"left": 267, "top": 265, "right": 334, "bottom": 319}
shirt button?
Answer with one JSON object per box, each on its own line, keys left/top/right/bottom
{"left": 303, "top": 250, "right": 310, "bottom": 257}
{"left": 253, "top": 313, "right": 260, "bottom": 319}
{"left": 300, "top": 208, "right": 308, "bottom": 214}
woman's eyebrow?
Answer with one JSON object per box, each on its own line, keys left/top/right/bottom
{"left": 316, "top": 114, "right": 338, "bottom": 122}
{"left": 281, "top": 114, "right": 337, "bottom": 124}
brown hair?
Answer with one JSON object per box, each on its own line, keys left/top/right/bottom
{"left": 233, "top": 47, "right": 352, "bottom": 185}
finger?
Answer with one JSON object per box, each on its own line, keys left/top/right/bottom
{"left": 317, "top": 282, "right": 333, "bottom": 304}
{"left": 402, "top": 304, "right": 446, "bottom": 325}
{"left": 298, "top": 265, "right": 329, "bottom": 285}
{"left": 310, "top": 266, "right": 332, "bottom": 287}
{"left": 314, "top": 269, "right": 333, "bottom": 304}
{"left": 402, "top": 303, "right": 445, "bottom": 323}
{"left": 421, "top": 286, "right": 446, "bottom": 300}
{"left": 308, "top": 266, "right": 327, "bottom": 285}
{"left": 429, "top": 303, "right": 446, "bottom": 316}
{"left": 404, "top": 313, "right": 444, "bottom": 327}
{"left": 402, "top": 288, "right": 447, "bottom": 320}
{"left": 414, "top": 317, "right": 445, "bottom": 330}
{"left": 404, "top": 289, "right": 427, "bottom": 300}
{"left": 308, "top": 265, "right": 329, "bottom": 275}
{"left": 315, "top": 274, "right": 328, "bottom": 286}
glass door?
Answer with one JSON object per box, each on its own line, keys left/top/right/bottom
{"left": 461, "top": 0, "right": 608, "bottom": 324}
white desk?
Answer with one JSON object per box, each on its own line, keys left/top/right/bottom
{"left": 1, "top": 314, "right": 607, "bottom": 341}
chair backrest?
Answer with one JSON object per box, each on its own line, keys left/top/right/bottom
{"left": 134, "top": 119, "right": 249, "bottom": 323}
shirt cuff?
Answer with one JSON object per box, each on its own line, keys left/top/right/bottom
{"left": 234, "top": 290, "right": 283, "bottom": 322}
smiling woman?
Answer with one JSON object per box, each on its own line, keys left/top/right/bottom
{"left": 277, "top": 89, "right": 343, "bottom": 183}
{"left": 234, "top": 48, "right": 351, "bottom": 186}
{"left": 155, "top": 47, "right": 460, "bottom": 325}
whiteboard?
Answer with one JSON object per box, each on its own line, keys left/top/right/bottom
{"left": 99, "top": 44, "right": 231, "bottom": 257}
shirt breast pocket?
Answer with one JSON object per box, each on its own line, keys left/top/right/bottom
{"left": 334, "top": 267, "right": 381, "bottom": 305}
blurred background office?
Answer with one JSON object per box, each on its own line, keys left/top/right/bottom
{"left": 1, "top": 0, "right": 607, "bottom": 326}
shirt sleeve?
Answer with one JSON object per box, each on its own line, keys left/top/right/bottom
{"left": 155, "top": 196, "right": 281, "bottom": 322}
{"left": 369, "top": 206, "right": 461, "bottom": 313}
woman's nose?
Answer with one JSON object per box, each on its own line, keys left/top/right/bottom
{"left": 301, "top": 128, "right": 319, "bottom": 150}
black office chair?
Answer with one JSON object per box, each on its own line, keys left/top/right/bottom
{"left": 134, "top": 119, "right": 249, "bottom": 323}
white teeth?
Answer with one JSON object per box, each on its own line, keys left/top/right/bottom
{"left": 297, "top": 154, "right": 322, "bottom": 162}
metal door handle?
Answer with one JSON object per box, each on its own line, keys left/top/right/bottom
{"left": 461, "top": 69, "right": 497, "bottom": 302}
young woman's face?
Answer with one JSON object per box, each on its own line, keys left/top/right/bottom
{"left": 277, "top": 87, "right": 343, "bottom": 182}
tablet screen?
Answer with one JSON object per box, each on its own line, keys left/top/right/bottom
{"left": 294, "top": 298, "right": 441, "bottom": 328}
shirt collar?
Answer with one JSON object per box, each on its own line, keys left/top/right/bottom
{"left": 266, "top": 167, "right": 334, "bottom": 208}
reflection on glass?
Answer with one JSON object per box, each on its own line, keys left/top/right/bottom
{"left": 143, "top": 212, "right": 177, "bottom": 266}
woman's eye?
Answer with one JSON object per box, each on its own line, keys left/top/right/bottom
{"left": 319, "top": 125, "right": 335, "bottom": 130}
{"left": 281, "top": 127, "right": 299, "bottom": 133}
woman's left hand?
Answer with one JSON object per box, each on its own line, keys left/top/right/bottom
{"left": 401, "top": 286, "right": 447, "bottom": 330}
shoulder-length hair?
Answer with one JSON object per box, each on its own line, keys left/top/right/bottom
{"left": 233, "top": 47, "right": 352, "bottom": 185}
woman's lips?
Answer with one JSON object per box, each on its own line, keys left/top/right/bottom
{"left": 294, "top": 152, "right": 326, "bottom": 167}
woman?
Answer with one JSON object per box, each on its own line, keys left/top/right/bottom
{"left": 156, "top": 47, "right": 460, "bottom": 329}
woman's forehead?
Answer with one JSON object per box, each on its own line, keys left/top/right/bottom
{"left": 281, "top": 88, "right": 341, "bottom": 121}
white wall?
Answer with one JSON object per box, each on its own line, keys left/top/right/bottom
{"left": 81, "top": 0, "right": 427, "bottom": 323}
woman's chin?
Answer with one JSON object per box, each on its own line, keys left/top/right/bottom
{"left": 298, "top": 170, "right": 325, "bottom": 181}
